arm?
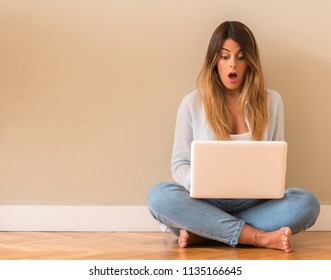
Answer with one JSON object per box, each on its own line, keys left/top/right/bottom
{"left": 171, "top": 94, "right": 194, "bottom": 190}
{"left": 266, "top": 89, "right": 285, "bottom": 141}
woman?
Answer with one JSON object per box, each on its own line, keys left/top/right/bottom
{"left": 147, "top": 21, "right": 320, "bottom": 252}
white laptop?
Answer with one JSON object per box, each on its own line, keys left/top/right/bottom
{"left": 190, "top": 141, "right": 287, "bottom": 199}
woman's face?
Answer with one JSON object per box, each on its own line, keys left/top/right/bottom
{"left": 217, "top": 39, "right": 248, "bottom": 94}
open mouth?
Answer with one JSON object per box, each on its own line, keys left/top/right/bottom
{"left": 228, "top": 73, "right": 237, "bottom": 81}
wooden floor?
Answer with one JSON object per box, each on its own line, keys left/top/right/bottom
{"left": 0, "top": 231, "right": 330, "bottom": 260}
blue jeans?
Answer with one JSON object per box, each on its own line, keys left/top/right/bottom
{"left": 147, "top": 182, "right": 320, "bottom": 247}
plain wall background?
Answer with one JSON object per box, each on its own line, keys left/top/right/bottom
{"left": 0, "top": 0, "right": 330, "bottom": 205}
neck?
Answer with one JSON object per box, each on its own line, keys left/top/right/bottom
{"left": 224, "top": 86, "right": 241, "bottom": 96}
{"left": 224, "top": 90, "right": 242, "bottom": 106}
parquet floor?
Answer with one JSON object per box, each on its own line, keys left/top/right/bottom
{"left": 0, "top": 231, "right": 330, "bottom": 260}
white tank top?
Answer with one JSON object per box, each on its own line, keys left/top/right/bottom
{"left": 230, "top": 131, "right": 252, "bottom": 141}
{"left": 230, "top": 117, "right": 252, "bottom": 141}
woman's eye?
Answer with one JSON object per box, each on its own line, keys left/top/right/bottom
{"left": 220, "top": 55, "right": 229, "bottom": 60}
{"left": 238, "top": 55, "right": 245, "bottom": 60}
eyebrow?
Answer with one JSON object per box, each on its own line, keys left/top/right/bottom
{"left": 221, "top": 47, "right": 243, "bottom": 53}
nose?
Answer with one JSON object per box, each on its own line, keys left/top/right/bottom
{"left": 229, "top": 57, "right": 236, "bottom": 68}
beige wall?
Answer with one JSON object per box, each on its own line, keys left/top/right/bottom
{"left": 0, "top": 0, "right": 330, "bottom": 205}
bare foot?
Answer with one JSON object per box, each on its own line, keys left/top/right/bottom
{"left": 255, "top": 227, "right": 293, "bottom": 252}
{"left": 178, "top": 229, "right": 209, "bottom": 248}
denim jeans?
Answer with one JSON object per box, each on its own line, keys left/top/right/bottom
{"left": 147, "top": 182, "right": 320, "bottom": 247}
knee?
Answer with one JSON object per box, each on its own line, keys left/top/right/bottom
{"left": 305, "top": 190, "right": 321, "bottom": 221}
{"left": 147, "top": 182, "right": 168, "bottom": 208}
{"left": 286, "top": 188, "right": 321, "bottom": 221}
{"left": 147, "top": 182, "right": 186, "bottom": 212}
{"left": 148, "top": 182, "right": 175, "bottom": 209}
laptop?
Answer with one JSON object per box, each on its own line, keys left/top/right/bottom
{"left": 190, "top": 141, "right": 287, "bottom": 199}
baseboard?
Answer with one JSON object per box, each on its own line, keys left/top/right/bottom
{"left": 0, "top": 205, "right": 160, "bottom": 231}
{"left": 0, "top": 205, "right": 329, "bottom": 231}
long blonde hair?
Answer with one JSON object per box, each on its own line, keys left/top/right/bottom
{"left": 197, "top": 21, "right": 268, "bottom": 140}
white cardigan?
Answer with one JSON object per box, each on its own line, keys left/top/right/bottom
{"left": 171, "top": 89, "right": 285, "bottom": 190}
